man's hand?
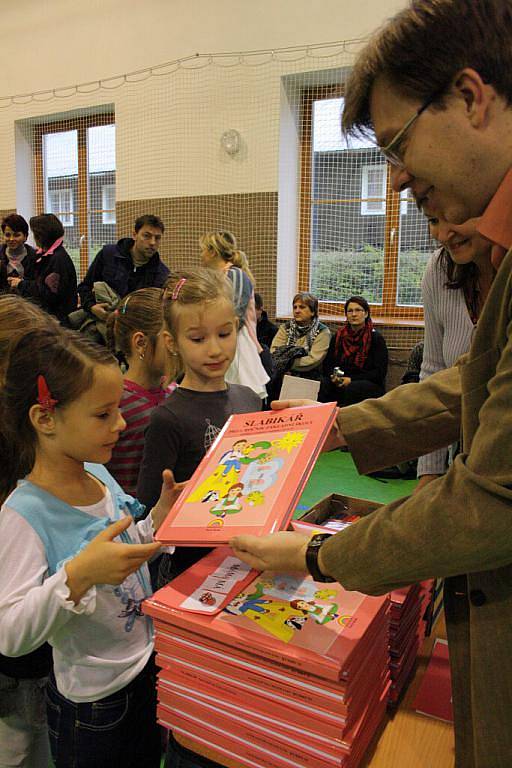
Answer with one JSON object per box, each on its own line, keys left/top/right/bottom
{"left": 91, "top": 303, "right": 110, "bottom": 320}
{"left": 150, "top": 469, "right": 187, "bottom": 530}
{"left": 270, "top": 399, "right": 318, "bottom": 409}
{"left": 65, "top": 517, "right": 161, "bottom": 604}
{"left": 230, "top": 531, "right": 310, "bottom": 573}
{"left": 7, "top": 276, "right": 22, "bottom": 289}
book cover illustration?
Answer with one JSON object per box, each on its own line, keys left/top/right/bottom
{"left": 156, "top": 403, "right": 337, "bottom": 545}
{"left": 220, "top": 572, "right": 365, "bottom": 653}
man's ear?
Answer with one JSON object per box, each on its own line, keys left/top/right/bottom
{"left": 453, "top": 67, "right": 496, "bottom": 128}
{"left": 28, "top": 404, "right": 57, "bottom": 436}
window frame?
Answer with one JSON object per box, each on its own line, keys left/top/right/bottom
{"left": 360, "top": 164, "right": 387, "bottom": 216}
{"left": 33, "top": 112, "right": 115, "bottom": 278}
{"left": 49, "top": 187, "right": 74, "bottom": 227}
{"left": 101, "top": 184, "right": 116, "bottom": 225}
{"left": 298, "top": 86, "right": 423, "bottom": 322}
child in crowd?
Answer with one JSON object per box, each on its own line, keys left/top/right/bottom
{"left": 200, "top": 230, "right": 269, "bottom": 399}
{"left": 0, "top": 295, "right": 56, "bottom": 768}
{"left": 0, "top": 326, "right": 182, "bottom": 768}
{"left": 139, "top": 268, "right": 261, "bottom": 768}
{"left": 106, "top": 287, "right": 175, "bottom": 495}
{"left": 137, "top": 268, "right": 261, "bottom": 581}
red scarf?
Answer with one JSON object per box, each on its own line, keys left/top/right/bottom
{"left": 334, "top": 319, "right": 374, "bottom": 370}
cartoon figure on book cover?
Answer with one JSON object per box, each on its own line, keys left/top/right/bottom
{"left": 209, "top": 483, "right": 244, "bottom": 518}
{"left": 243, "top": 453, "right": 284, "bottom": 495}
{"left": 224, "top": 580, "right": 339, "bottom": 642}
{"left": 187, "top": 433, "right": 303, "bottom": 509}
{"left": 218, "top": 439, "right": 249, "bottom": 475}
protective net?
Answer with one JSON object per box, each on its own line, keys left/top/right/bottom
{"left": 0, "top": 41, "right": 430, "bottom": 349}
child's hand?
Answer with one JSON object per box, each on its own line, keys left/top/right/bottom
{"left": 150, "top": 469, "right": 187, "bottom": 531}
{"left": 65, "top": 517, "right": 161, "bottom": 604}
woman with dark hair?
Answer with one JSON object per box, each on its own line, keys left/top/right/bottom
{"left": 10, "top": 213, "right": 77, "bottom": 324}
{"left": 414, "top": 216, "right": 495, "bottom": 493}
{"left": 0, "top": 214, "right": 37, "bottom": 293}
{"left": 269, "top": 292, "right": 330, "bottom": 398}
{"left": 320, "top": 295, "right": 388, "bottom": 407}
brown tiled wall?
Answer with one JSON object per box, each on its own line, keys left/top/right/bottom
{"left": 115, "top": 194, "right": 423, "bottom": 357}
{"left": 116, "top": 193, "right": 278, "bottom": 317}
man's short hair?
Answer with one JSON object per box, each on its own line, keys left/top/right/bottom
{"left": 134, "top": 214, "right": 165, "bottom": 234}
{"left": 1, "top": 214, "right": 29, "bottom": 237}
{"left": 342, "top": 0, "right": 512, "bottom": 136}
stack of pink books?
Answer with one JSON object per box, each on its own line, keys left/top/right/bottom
{"left": 289, "top": 509, "right": 435, "bottom": 708}
{"left": 143, "top": 547, "right": 391, "bottom": 768}
{"left": 387, "top": 581, "right": 434, "bottom": 704}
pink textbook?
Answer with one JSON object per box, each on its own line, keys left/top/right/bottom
{"left": 412, "top": 638, "right": 453, "bottom": 723}
{"left": 143, "top": 547, "right": 389, "bottom": 682}
{"left": 155, "top": 402, "right": 338, "bottom": 546}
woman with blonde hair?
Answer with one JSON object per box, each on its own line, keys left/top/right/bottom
{"left": 200, "top": 231, "right": 269, "bottom": 400}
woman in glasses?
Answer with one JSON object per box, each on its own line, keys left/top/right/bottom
{"left": 319, "top": 295, "right": 388, "bottom": 407}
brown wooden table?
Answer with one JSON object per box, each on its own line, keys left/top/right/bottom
{"left": 175, "top": 614, "right": 454, "bottom": 768}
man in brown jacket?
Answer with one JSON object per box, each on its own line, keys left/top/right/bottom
{"left": 231, "top": 2, "right": 512, "bottom": 767}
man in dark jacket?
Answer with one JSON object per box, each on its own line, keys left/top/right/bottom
{"left": 77, "top": 214, "right": 169, "bottom": 321}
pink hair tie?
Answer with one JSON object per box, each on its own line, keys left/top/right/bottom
{"left": 37, "top": 375, "right": 58, "bottom": 413}
{"left": 171, "top": 278, "right": 187, "bottom": 300}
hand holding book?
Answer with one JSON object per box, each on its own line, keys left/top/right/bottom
{"left": 230, "top": 530, "right": 328, "bottom": 577}
{"left": 150, "top": 469, "right": 187, "bottom": 530}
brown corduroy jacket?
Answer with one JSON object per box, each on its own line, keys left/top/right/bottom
{"left": 321, "top": 246, "right": 512, "bottom": 768}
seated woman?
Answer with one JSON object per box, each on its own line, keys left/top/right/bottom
{"left": 13, "top": 214, "right": 77, "bottom": 324}
{"left": 320, "top": 295, "right": 388, "bottom": 406}
{"left": 269, "top": 292, "right": 330, "bottom": 398}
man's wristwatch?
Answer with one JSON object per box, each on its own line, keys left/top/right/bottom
{"left": 305, "top": 533, "right": 336, "bottom": 582}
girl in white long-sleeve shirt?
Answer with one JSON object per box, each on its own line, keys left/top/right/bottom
{"left": 0, "top": 326, "right": 181, "bottom": 768}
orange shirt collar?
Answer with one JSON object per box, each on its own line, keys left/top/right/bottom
{"left": 478, "top": 167, "right": 512, "bottom": 250}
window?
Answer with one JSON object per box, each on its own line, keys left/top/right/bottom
{"left": 34, "top": 114, "right": 115, "bottom": 277}
{"left": 361, "top": 165, "right": 408, "bottom": 217}
{"left": 299, "top": 89, "right": 433, "bottom": 320}
{"left": 49, "top": 188, "right": 74, "bottom": 226}
{"left": 102, "top": 184, "right": 116, "bottom": 224}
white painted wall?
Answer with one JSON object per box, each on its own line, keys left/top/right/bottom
{"left": 0, "top": 0, "right": 406, "bottom": 210}
{"left": 4, "top": 0, "right": 405, "bottom": 95}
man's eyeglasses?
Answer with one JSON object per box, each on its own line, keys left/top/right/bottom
{"left": 380, "top": 94, "right": 437, "bottom": 168}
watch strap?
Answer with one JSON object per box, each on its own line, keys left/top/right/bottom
{"left": 305, "top": 533, "right": 336, "bottom": 583}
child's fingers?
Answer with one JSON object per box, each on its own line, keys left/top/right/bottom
{"left": 124, "top": 542, "right": 162, "bottom": 560}
{"left": 96, "top": 516, "right": 133, "bottom": 541}
{"left": 161, "top": 468, "right": 176, "bottom": 486}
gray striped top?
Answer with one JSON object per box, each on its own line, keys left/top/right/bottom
{"left": 417, "top": 249, "right": 475, "bottom": 476}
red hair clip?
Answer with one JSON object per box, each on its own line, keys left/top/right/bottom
{"left": 37, "top": 375, "right": 58, "bottom": 413}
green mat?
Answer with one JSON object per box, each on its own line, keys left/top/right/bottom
{"left": 295, "top": 449, "right": 417, "bottom": 516}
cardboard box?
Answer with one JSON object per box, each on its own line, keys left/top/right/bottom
{"left": 297, "top": 492, "right": 380, "bottom": 525}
